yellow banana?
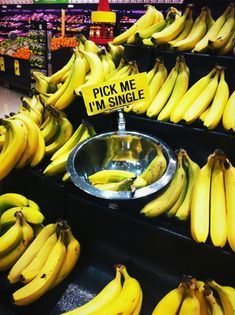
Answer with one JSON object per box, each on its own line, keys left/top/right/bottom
{"left": 170, "top": 67, "right": 217, "bottom": 123}
{"left": 61, "top": 267, "right": 122, "bottom": 315}
{"left": 94, "top": 178, "right": 134, "bottom": 191}
{"left": 62, "top": 172, "right": 70, "bottom": 182}
{"left": 151, "top": 286, "right": 185, "bottom": 315}
{"left": 20, "top": 232, "right": 58, "bottom": 284}
{"left": 12, "top": 229, "right": 66, "bottom": 306}
{"left": 219, "top": 31, "right": 235, "bottom": 55}
{"left": 147, "top": 58, "right": 180, "bottom": 118}
{"left": 175, "top": 151, "right": 200, "bottom": 221}
{"left": 40, "top": 113, "right": 59, "bottom": 144}
{"left": 179, "top": 279, "right": 200, "bottom": 315}
{"left": 0, "top": 118, "right": 28, "bottom": 180}
{"left": 222, "top": 90, "right": 235, "bottom": 131}
{"left": 204, "top": 286, "right": 223, "bottom": 315}
{"left": 30, "top": 126, "right": 45, "bottom": 167}
{"left": 158, "top": 58, "right": 189, "bottom": 121}
{"left": 208, "top": 280, "right": 235, "bottom": 315}
{"left": 190, "top": 153, "right": 215, "bottom": 243}
{"left": 0, "top": 193, "right": 28, "bottom": 216}
{"left": 27, "top": 199, "right": 40, "bottom": 212}
{"left": 0, "top": 212, "right": 34, "bottom": 271}
{"left": 199, "top": 107, "right": 211, "bottom": 123}
{"left": 88, "top": 169, "right": 136, "bottom": 185}
{"left": 8, "top": 223, "right": 56, "bottom": 284}
{"left": 195, "top": 281, "right": 211, "bottom": 315}
{"left": 140, "top": 151, "right": 186, "bottom": 218}
{"left": 183, "top": 70, "right": 220, "bottom": 124}
{"left": 223, "top": 160, "right": 235, "bottom": 252}
{"left": 135, "top": 19, "right": 167, "bottom": 40}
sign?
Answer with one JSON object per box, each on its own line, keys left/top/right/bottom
{"left": 14, "top": 60, "right": 20, "bottom": 76}
{"left": 82, "top": 73, "right": 149, "bottom": 116}
{"left": 0, "top": 57, "right": 5, "bottom": 71}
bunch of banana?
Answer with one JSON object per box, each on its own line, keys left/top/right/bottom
{"left": 61, "top": 264, "right": 142, "bottom": 315}
{"left": 190, "top": 149, "right": 235, "bottom": 251}
{"left": 8, "top": 220, "right": 80, "bottom": 305}
{"left": 0, "top": 211, "right": 34, "bottom": 271}
{"left": 112, "top": 5, "right": 164, "bottom": 45}
{"left": 151, "top": 276, "right": 235, "bottom": 315}
{"left": 140, "top": 149, "right": 199, "bottom": 220}
{"left": 43, "top": 121, "right": 96, "bottom": 181}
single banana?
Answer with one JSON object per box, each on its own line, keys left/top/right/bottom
{"left": 27, "top": 199, "right": 40, "bottom": 212}
{"left": 204, "top": 286, "right": 224, "bottom": 315}
{"left": 208, "top": 280, "right": 235, "bottom": 315}
{"left": 135, "top": 19, "right": 167, "bottom": 40}
{"left": 84, "top": 38, "right": 99, "bottom": 54}
{"left": 0, "top": 212, "right": 34, "bottom": 271}
{"left": 8, "top": 223, "right": 56, "bottom": 284}
{"left": 61, "top": 266, "right": 122, "bottom": 315}
{"left": 134, "top": 144, "right": 167, "bottom": 188}
{"left": 152, "top": 5, "right": 192, "bottom": 44}
{"left": 30, "top": 126, "right": 45, "bottom": 167}
{"left": 20, "top": 232, "right": 58, "bottom": 284}
{"left": 222, "top": 90, "right": 235, "bottom": 131}
{"left": 199, "top": 107, "right": 211, "bottom": 123}
{"left": 193, "top": 5, "right": 232, "bottom": 53}
{"left": 40, "top": 113, "right": 59, "bottom": 144}
{"left": 0, "top": 211, "right": 23, "bottom": 257}
{"left": 88, "top": 169, "right": 136, "bottom": 185}
{"left": 62, "top": 172, "right": 70, "bottom": 182}
{"left": 147, "top": 59, "right": 160, "bottom": 84}
{"left": 190, "top": 153, "right": 215, "bottom": 243}
{"left": 94, "top": 265, "right": 142, "bottom": 315}
{"left": 140, "top": 151, "right": 186, "bottom": 218}
{"left": 0, "top": 193, "right": 28, "bottom": 216}
{"left": 223, "top": 160, "right": 235, "bottom": 252}
{"left": 45, "top": 116, "right": 73, "bottom": 156}
{"left": 151, "top": 286, "right": 185, "bottom": 315}
{"left": 183, "top": 69, "right": 220, "bottom": 124}
{"left": 170, "top": 67, "right": 217, "bottom": 123}
{"left": 195, "top": 281, "right": 211, "bottom": 315}
{"left": 94, "top": 178, "right": 134, "bottom": 192}
{"left": 179, "top": 279, "right": 200, "bottom": 315}
{"left": 0, "top": 118, "right": 28, "bottom": 180}
{"left": 158, "top": 58, "right": 189, "bottom": 121}
{"left": 50, "top": 227, "right": 80, "bottom": 289}
{"left": 12, "top": 229, "right": 66, "bottom": 306}
{"left": 219, "top": 32, "right": 235, "bottom": 55}
{"left": 147, "top": 58, "right": 180, "bottom": 118}
{"left": 175, "top": 151, "right": 200, "bottom": 221}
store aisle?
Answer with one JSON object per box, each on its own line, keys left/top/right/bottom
{"left": 0, "top": 85, "right": 25, "bottom": 116}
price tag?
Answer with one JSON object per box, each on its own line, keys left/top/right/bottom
{"left": 81, "top": 72, "right": 149, "bottom": 116}
{"left": 14, "top": 60, "right": 20, "bottom": 76}
{"left": 0, "top": 57, "right": 5, "bottom": 71}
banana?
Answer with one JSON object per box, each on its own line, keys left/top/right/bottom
{"left": 136, "top": 19, "right": 167, "bottom": 40}
{"left": 151, "top": 286, "right": 185, "bottom": 315}
{"left": 8, "top": 223, "right": 56, "bottom": 284}
{"left": 0, "top": 212, "right": 34, "bottom": 271}
{"left": 223, "top": 160, "right": 235, "bottom": 252}
{"left": 175, "top": 151, "right": 200, "bottom": 221}
{"left": 173, "top": 7, "right": 207, "bottom": 51}
{"left": 112, "top": 5, "right": 157, "bottom": 45}
{"left": 105, "top": 52, "right": 116, "bottom": 73}
{"left": 106, "top": 42, "right": 124, "bottom": 66}
{"left": 12, "top": 113, "right": 39, "bottom": 168}
{"left": 62, "top": 172, "right": 70, "bottom": 182}
{"left": 158, "top": 58, "right": 189, "bottom": 121}
{"left": 50, "top": 227, "right": 80, "bottom": 289}
{"left": 168, "top": 10, "right": 194, "bottom": 48}
{"left": 27, "top": 200, "right": 40, "bottom": 212}
{"left": 193, "top": 5, "right": 232, "bottom": 53}
{"left": 179, "top": 279, "right": 200, "bottom": 315}
{"left": 222, "top": 90, "right": 235, "bottom": 131}
{"left": 105, "top": 58, "right": 127, "bottom": 81}
{"left": 74, "top": 51, "right": 105, "bottom": 96}
{"left": 140, "top": 151, "right": 186, "bottom": 218}
{"left": 183, "top": 69, "right": 220, "bottom": 124}
{"left": 147, "top": 59, "right": 160, "bottom": 84}
{"left": 133, "top": 60, "right": 167, "bottom": 115}
{"left": 33, "top": 71, "right": 49, "bottom": 94}
{"left": 94, "top": 265, "right": 142, "bottom": 315}
{"left": 199, "top": 107, "right": 211, "bottom": 123}
{"left": 152, "top": 5, "right": 192, "bottom": 44}
{"left": 45, "top": 116, "right": 73, "bottom": 156}
{"left": 12, "top": 229, "right": 66, "bottom": 306}
{"left": 134, "top": 144, "right": 167, "bottom": 188}
{"left": 94, "top": 178, "right": 134, "bottom": 192}
{"left": 0, "top": 118, "right": 28, "bottom": 180}
{"left": 19, "top": 101, "right": 42, "bottom": 126}
{"left": 61, "top": 266, "right": 122, "bottom": 315}
{"left": 84, "top": 38, "right": 99, "bottom": 54}
{"left": 219, "top": 32, "right": 235, "bottom": 55}
{"left": 208, "top": 280, "right": 235, "bottom": 315}
{"left": 0, "top": 193, "right": 28, "bottom": 216}
{"left": 54, "top": 51, "right": 86, "bottom": 110}
{"left": 142, "top": 37, "right": 155, "bottom": 46}
{"left": 88, "top": 169, "right": 136, "bottom": 185}
{"left": 30, "top": 126, "right": 45, "bottom": 167}
{"left": 195, "top": 281, "right": 211, "bottom": 315}
{"left": 0, "top": 211, "right": 23, "bottom": 257}
{"left": 0, "top": 206, "right": 44, "bottom": 229}
{"left": 204, "top": 286, "right": 224, "bottom": 315}
{"left": 190, "top": 153, "right": 215, "bottom": 243}
{"left": 208, "top": 6, "right": 235, "bottom": 50}
{"left": 40, "top": 113, "right": 59, "bottom": 144}
{"left": 20, "top": 232, "right": 58, "bottom": 284}
{"left": 207, "top": 7, "right": 215, "bottom": 30}
{"left": 131, "top": 288, "right": 143, "bottom": 315}
{"left": 49, "top": 53, "right": 75, "bottom": 85}
{"left": 147, "top": 58, "right": 180, "bottom": 118}
{"left": 170, "top": 67, "right": 217, "bottom": 123}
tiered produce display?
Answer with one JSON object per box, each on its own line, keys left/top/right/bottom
{"left": 0, "top": 1, "right": 235, "bottom": 314}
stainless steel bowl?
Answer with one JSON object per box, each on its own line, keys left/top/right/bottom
{"left": 67, "top": 131, "right": 177, "bottom": 200}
